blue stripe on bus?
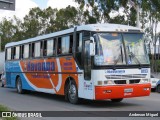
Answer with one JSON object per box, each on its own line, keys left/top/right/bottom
{"left": 5, "top": 61, "right": 34, "bottom": 91}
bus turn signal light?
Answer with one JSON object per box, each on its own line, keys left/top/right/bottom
{"left": 144, "top": 88, "right": 150, "bottom": 91}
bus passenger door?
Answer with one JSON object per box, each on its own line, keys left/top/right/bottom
{"left": 79, "top": 40, "right": 94, "bottom": 99}
{"left": 84, "top": 40, "right": 91, "bottom": 80}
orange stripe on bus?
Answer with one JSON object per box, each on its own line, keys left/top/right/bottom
{"left": 20, "top": 56, "right": 78, "bottom": 95}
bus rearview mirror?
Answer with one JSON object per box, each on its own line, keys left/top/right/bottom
{"left": 90, "top": 37, "right": 95, "bottom": 56}
{"left": 90, "top": 42, "right": 95, "bottom": 56}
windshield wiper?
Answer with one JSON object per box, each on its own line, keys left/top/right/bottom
{"left": 113, "top": 45, "right": 123, "bottom": 70}
{"left": 129, "top": 52, "right": 142, "bottom": 69}
{"left": 113, "top": 55, "right": 122, "bottom": 70}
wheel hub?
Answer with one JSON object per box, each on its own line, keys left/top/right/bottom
{"left": 69, "top": 84, "right": 76, "bottom": 99}
{"left": 17, "top": 81, "right": 21, "bottom": 92}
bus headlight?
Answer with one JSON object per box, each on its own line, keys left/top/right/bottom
{"left": 140, "top": 79, "right": 149, "bottom": 83}
{"left": 106, "top": 80, "right": 115, "bottom": 85}
{"left": 98, "top": 80, "right": 115, "bottom": 85}
{"left": 97, "top": 81, "right": 103, "bottom": 85}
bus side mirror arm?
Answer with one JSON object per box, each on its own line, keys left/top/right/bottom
{"left": 90, "top": 37, "right": 95, "bottom": 56}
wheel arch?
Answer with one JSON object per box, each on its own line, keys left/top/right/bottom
{"left": 15, "top": 75, "right": 20, "bottom": 87}
{"left": 64, "top": 76, "right": 76, "bottom": 93}
{"left": 64, "top": 76, "right": 78, "bottom": 100}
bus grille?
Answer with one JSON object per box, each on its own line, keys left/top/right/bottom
{"left": 114, "top": 80, "right": 126, "bottom": 84}
{"left": 113, "top": 79, "right": 141, "bottom": 84}
{"left": 129, "top": 79, "right": 140, "bottom": 84}
{"left": 105, "top": 74, "right": 147, "bottom": 79}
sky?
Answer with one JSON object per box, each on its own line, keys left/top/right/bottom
{"left": 0, "top": 0, "right": 78, "bottom": 20}
{"left": 0, "top": 0, "right": 160, "bottom": 32}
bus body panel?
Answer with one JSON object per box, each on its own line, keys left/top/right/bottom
{"left": 5, "top": 61, "right": 34, "bottom": 90}
{"left": 5, "top": 56, "right": 81, "bottom": 95}
{"left": 78, "top": 79, "right": 95, "bottom": 99}
{"left": 95, "top": 83, "right": 151, "bottom": 100}
{"left": 92, "top": 68, "right": 150, "bottom": 83}
{"left": 5, "top": 60, "right": 151, "bottom": 100}
{"left": 92, "top": 68, "right": 150, "bottom": 99}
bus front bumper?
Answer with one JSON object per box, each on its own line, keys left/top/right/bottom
{"left": 95, "top": 83, "right": 151, "bottom": 100}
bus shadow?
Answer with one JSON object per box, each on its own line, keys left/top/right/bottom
{"left": 7, "top": 88, "right": 141, "bottom": 109}
{"left": 78, "top": 99, "right": 140, "bottom": 108}
{"left": 9, "top": 89, "right": 66, "bottom": 102}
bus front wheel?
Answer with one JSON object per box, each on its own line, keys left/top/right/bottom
{"left": 16, "top": 77, "right": 24, "bottom": 94}
{"left": 67, "top": 80, "right": 78, "bottom": 104}
{"left": 111, "top": 98, "right": 123, "bottom": 102}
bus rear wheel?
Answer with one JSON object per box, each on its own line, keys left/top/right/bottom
{"left": 111, "top": 98, "right": 123, "bottom": 102}
{"left": 16, "top": 77, "right": 24, "bottom": 94}
{"left": 67, "top": 80, "right": 78, "bottom": 104}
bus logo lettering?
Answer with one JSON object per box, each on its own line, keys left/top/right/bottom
{"left": 106, "top": 70, "right": 125, "bottom": 74}
{"left": 27, "top": 62, "right": 55, "bottom": 71}
{"left": 141, "top": 69, "right": 148, "bottom": 73}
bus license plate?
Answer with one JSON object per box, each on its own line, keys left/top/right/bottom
{"left": 124, "top": 88, "right": 133, "bottom": 93}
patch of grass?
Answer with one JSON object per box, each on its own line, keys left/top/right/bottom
{"left": 0, "top": 104, "right": 18, "bottom": 120}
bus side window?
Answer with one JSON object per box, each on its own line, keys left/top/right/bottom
{"left": 29, "top": 44, "right": 32, "bottom": 58}
{"left": 15, "top": 46, "right": 20, "bottom": 59}
{"left": 77, "top": 32, "right": 82, "bottom": 52}
{"left": 69, "top": 35, "right": 73, "bottom": 54}
{"left": 34, "top": 42, "right": 41, "bottom": 57}
{"left": 75, "top": 32, "right": 82, "bottom": 67}
{"left": 57, "top": 37, "right": 62, "bottom": 54}
{"left": 53, "top": 38, "right": 56, "bottom": 55}
{"left": 43, "top": 40, "right": 47, "bottom": 56}
{"left": 61, "top": 36, "right": 70, "bottom": 54}
{"left": 23, "top": 44, "right": 29, "bottom": 59}
{"left": 31, "top": 43, "right": 35, "bottom": 58}
{"left": 47, "top": 39, "right": 55, "bottom": 56}
{"left": 12, "top": 47, "right": 16, "bottom": 60}
{"left": 7, "top": 48, "right": 11, "bottom": 60}
{"left": 21, "top": 45, "right": 24, "bottom": 59}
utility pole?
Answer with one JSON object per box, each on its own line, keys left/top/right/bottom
{"left": 129, "top": 0, "right": 141, "bottom": 28}
{"left": 136, "top": 3, "right": 140, "bottom": 28}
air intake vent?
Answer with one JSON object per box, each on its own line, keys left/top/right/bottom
{"left": 105, "top": 74, "right": 147, "bottom": 79}
{"left": 114, "top": 80, "right": 126, "bottom": 84}
{"left": 130, "top": 79, "right": 140, "bottom": 84}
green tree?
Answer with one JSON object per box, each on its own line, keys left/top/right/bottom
{"left": 74, "top": 0, "right": 128, "bottom": 23}
{"left": 21, "top": 7, "right": 42, "bottom": 39}
{"left": 0, "top": 18, "right": 17, "bottom": 50}
{"left": 42, "top": 7, "right": 58, "bottom": 34}
{"left": 55, "top": 6, "right": 78, "bottom": 31}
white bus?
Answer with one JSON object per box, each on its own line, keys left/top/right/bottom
{"left": 5, "top": 24, "right": 151, "bottom": 104}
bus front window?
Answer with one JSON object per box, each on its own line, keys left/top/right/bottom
{"left": 123, "top": 33, "right": 149, "bottom": 65}
{"left": 94, "top": 33, "right": 150, "bottom": 66}
{"left": 94, "top": 33, "right": 125, "bottom": 66}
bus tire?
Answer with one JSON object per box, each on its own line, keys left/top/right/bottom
{"left": 16, "top": 77, "right": 24, "bottom": 94}
{"left": 67, "top": 80, "right": 78, "bottom": 104}
{"left": 111, "top": 98, "right": 123, "bottom": 102}
{"left": 156, "top": 85, "right": 160, "bottom": 93}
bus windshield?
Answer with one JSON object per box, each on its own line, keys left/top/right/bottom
{"left": 123, "top": 33, "right": 149, "bottom": 65}
{"left": 94, "top": 33, "right": 149, "bottom": 66}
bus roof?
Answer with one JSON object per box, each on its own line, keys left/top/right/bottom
{"left": 5, "top": 23, "right": 142, "bottom": 48}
